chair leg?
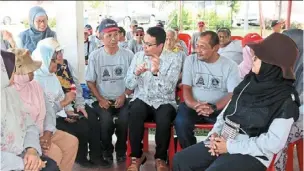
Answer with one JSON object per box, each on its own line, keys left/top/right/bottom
{"left": 143, "top": 128, "right": 149, "bottom": 152}
{"left": 296, "top": 139, "right": 303, "bottom": 171}
{"left": 126, "top": 134, "right": 132, "bottom": 167}
{"left": 286, "top": 143, "right": 295, "bottom": 171}
{"left": 168, "top": 127, "right": 175, "bottom": 170}
{"left": 176, "top": 140, "right": 182, "bottom": 152}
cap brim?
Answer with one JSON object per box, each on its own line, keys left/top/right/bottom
{"left": 55, "top": 45, "right": 64, "bottom": 52}
{"left": 15, "top": 60, "right": 42, "bottom": 75}
{"left": 102, "top": 27, "right": 120, "bottom": 33}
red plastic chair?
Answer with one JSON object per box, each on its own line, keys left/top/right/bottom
{"left": 126, "top": 122, "right": 175, "bottom": 169}
{"left": 178, "top": 33, "right": 192, "bottom": 55}
{"left": 231, "top": 36, "right": 243, "bottom": 41}
{"left": 267, "top": 138, "right": 303, "bottom": 171}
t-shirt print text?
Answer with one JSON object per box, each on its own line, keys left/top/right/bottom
{"left": 194, "top": 73, "right": 223, "bottom": 90}
{"left": 101, "top": 64, "right": 124, "bottom": 82}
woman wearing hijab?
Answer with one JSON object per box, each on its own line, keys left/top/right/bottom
{"left": 238, "top": 33, "right": 263, "bottom": 79}
{"left": 10, "top": 48, "right": 79, "bottom": 171}
{"left": 173, "top": 33, "right": 300, "bottom": 171}
{"left": 31, "top": 37, "right": 110, "bottom": 168}
{"left": 17, "top": 6, "right": 56, "bottom": 53}
{"left": 53, "top": 39, "right": 107, "bottom": 168}
{"left": 275, "top": 29, "right": 303, "bottom": 171}
{"left": 1, "top": 51, "right": 59, "bottom": 171}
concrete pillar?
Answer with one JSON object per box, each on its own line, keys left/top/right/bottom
{"left": 55, "top": 1, "right": 85, "bottom": 82}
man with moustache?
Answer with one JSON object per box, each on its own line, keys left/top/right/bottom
{"left": 174, "top": 31, "right": 241, "bottom": 149}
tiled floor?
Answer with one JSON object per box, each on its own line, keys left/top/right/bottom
{"left": 73, "top": 143, "right": 157, "bottom": 171}
{"left": 73, "top": 137, "right": 300, "bottom": 171}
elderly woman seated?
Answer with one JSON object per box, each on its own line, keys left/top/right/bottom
{"left": 1, "top": 50, "right": 59, "bottom": 171}
{"left": 173, "top": 33, "right": 300, "bottom": 171}
{"left": 10, "top": 48, "right": 79, "bottom": 171}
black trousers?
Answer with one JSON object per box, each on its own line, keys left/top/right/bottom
{"left": 173, "top": 142, "right": 266, "bottom": 171}
{"left": 92, "top": 99, "right": 129, "bottom": 156}
{"left": 56, "top": 105, "right": 102, "bottom": 162}
{"left": 41, "top": 155, "right": 60, "bottom": 171}
{"left": 128, "top": 98, "right": 177, "bottom": 161}
{"left": 175, "top": 103, "right": 221, "bottom": 148}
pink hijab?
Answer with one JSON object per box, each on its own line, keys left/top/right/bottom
{"left": 238, "top": 46, "right": 253, "bottom": 79}
{"left": 13, "top": 74, "right": 46, "bottom": 135}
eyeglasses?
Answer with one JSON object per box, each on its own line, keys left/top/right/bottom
{"left": 35, "top": 19, "right": 47, "bottom": 25}
{"left": 143, "top": 41, "right": 157, "bottom": 47}
{"left": 136, "top": 33, "right": 143, "bottom": 36}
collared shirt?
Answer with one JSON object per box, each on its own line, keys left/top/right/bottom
{"left": 125, "top": 50, "right": 183, "bottom": 109}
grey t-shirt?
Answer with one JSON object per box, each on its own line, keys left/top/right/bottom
{"left": 85, "top": 47, "right": 134, "bottom": 100}
{"left": 128, "top": 39, "right": 144, "bottom": 54}
{"left": 119, "top": 41, "right": 129, "bottom": 49}
{"left": 182, "top": 54, "right": 241, "bottom": 103}
{"left": 126, "top": 31, "right": 134, "bottom": 41}
{"left": 218, "top": 40, "right": 243, "bottom": 64}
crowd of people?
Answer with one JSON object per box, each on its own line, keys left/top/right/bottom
{"left": 1, "top": 5, "right": 303, "bottom": 171}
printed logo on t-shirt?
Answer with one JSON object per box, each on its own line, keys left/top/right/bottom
{"left": 194, "top": 73, "right": 223, "bottom": 90}
{"left": 101, "top": 65, "right": 124, "bottom": 82}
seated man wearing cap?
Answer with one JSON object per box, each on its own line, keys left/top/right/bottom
{"left": 271, "top": 20, "right": 285, "bottom": 33}
{"left": 84, "top": 27, "right": 97, "bottom": 65}
{"left": 86, "top": 19, "right": 134, "bottom": 165}
{"left": 217, "top": 27, "right": 243, "bottom": 64}
{"left": 174, "top": 31, "right": 241, "bottom": 149}
{"left": 126, "top": 20, "right": 138, "bottom": 41}
{"left": 127, "top": 27, "right": 144, "bottom": 54}
{"left": 191, "top": 21, "right": 206, "bottom": 53}
{"left": 125, "top": 26, "right": 182, "bottom": 171}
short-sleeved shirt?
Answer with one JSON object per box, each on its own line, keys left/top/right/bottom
{"left": 85, "top": 47, "right": 134, "bottom": 100}
{"left": 128, "top": 39, "right": 144, "bottom": 54}
{"left": 191, "top": 32, "right": 202, "bottom": 49}
{"left": 182, "top": 54, "right": 241, "bottom": 104}
{"left": 218, "top": 40, "right": 243, "bottom": 64}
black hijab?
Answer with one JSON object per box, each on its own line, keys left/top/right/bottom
{"left": 223, "top": 62, "right": 300, "bottom": 137}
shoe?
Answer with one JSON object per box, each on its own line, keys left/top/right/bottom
{"left": 127, "top": 155, "right": 147, "bottom": 171}
{"left": 116, "top": 153, "right": 126, "bottom": 163}
{"left": 103, "top": 152, "right": 114, "bottom": 164}
{"left": 76, "top": 159, "right": 96, "bottom": 168}
{"left": 90, "top": 158, "right": 112, "bottom": 168}
{"left": 155, "top": 159, "right": 169, "bottom": 171}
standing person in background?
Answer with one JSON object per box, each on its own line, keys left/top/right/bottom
{"left": 92, "top": 26, "right": 104, "bottom": 48}
{"left": 126, "top": 20, "right": 138, "bottom": 41}
{"left": 191, "top": 21, "right": 206, "bottom": 53}
{"left": 127, "top": 27, "right": 144, "bottom": 54}
{"left": 118, "top": 27, "right": 129, "bottom": 49}
{"left": 1, "top": 30, "right": 16, "bottom": 50}
{"left": 84, "top": 27, "right": 97, "bottom": 65}
{"left": 271, "top": 20, "right": 285, "bottom": 33}
{"left": 17, "top": 6, "right": 56, "bottom": 53}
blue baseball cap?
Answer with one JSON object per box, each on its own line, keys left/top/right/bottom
{"left": 98, "top": 19, "right": 119, "bottom": 33}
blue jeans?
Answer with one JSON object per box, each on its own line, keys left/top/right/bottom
{"left": 174, "top": 103, "right": 220, "bottom": 149}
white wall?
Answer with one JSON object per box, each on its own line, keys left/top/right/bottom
{"left": 55, "top": 1, "right": 85, "bottom": 82}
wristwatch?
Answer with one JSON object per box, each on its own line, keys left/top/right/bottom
{"left": 208, "top": 103, "right": 218, "bottom": 112}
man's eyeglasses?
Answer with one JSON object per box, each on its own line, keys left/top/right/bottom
{"left": 143, "top": 41, "right": 157, "bottom": 47}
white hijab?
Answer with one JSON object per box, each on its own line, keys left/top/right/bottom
{"left": 1, "top": 56, "right": 31, "bottom": 155}
{"left": 32, "top": 37, "right": 67, "bottom": 117}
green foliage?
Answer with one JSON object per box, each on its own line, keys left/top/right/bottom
{"left": 89, "top": 1, "right": 104, "bottom": 9}
{"left": 168, "top": 8, "right": 193, "bottom": 30}
{"left": 199, "top": 11, "right": 232, "bottom": 29}
{"left": 48, "top": 17, "right": 56, "bottom": 29}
